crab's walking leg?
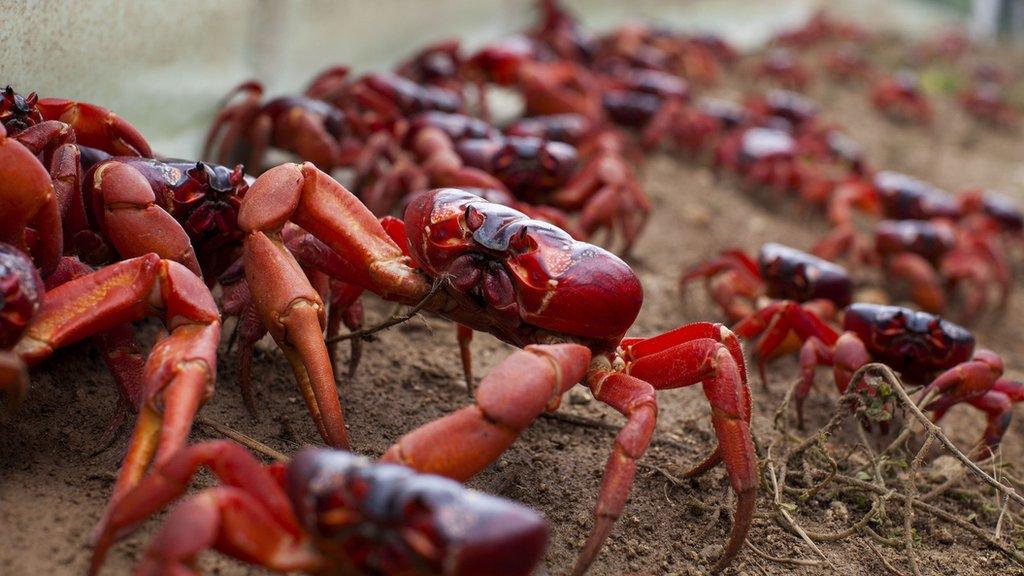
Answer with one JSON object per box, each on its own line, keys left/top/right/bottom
{"left": 922, "top": 349, "right": 1005, "bottom": 413}
{"left": 326, "top": 279, "right": 365, "bottom": 377}
{"left": 457, "top": 323, "right": 475, "bottom": 392}
{"left": 572, "top": 368, "right": 656, "bottom": 576}
{"left": 734, "top": 300, "right": 840, "bottom": 387}
{"left": 886, "top": 252, "right": 945, "bottom": 313}
{"left": 680, "top": 249, "right": 763, "bottom": 322}
{"left": 238, "top": 163, "right": 429, "bottom": 448}
{"left": 89, "top": 440, "right": 309, "bottom": 576}
{"left": 795, "top": 332, "right": 870, "bottom": 428}
{"left": 45, "top": 256, "right": 146, "bottom": 423}
{"left": 13, "top": 254, "right": 220, "bottom": 502}
{"left": 620, "top": 322, "right": 755, "bottom": 573}
{"left": 0, "top": 351, "right": 28, "bottom": 420}
{"left": 203, "top": 82, "right": 264, "bottom": 166}
{"left": 966, "top": 380, "right": 1023, "bottom": 457}
{"left": 381, "top": 344, "right": 590, "bottom": 476}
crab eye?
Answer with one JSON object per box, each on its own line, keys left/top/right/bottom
{"left": 508, "top": 227, "right": 537, "bottom": 254}
{"left": 463, "top": 205, "right": 485, "bottom": 231}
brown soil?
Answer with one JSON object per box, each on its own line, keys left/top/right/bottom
{"left": 3, "top": 59, "right": 1024, "bottom": 576}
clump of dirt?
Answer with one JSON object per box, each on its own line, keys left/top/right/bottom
{"left": 3, "top": 49, "right": 1024, "bottom": 576}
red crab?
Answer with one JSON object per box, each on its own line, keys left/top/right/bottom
{"left": 959, "top": 83, "right": 1020, "bottom": 130}
{"left": 530, "top": 0, "right": 596, "bottom": 64}
{"left": 1, "top": 87, "right": 153, "bottom": 236}
{"left": 224, "top": 166, "right": 757, "bottom": 573}
{"left": 394, "top": 38, "right": 469, "bottom": 96}
{"left": 749, "top": 302, "right": 1021, "bottom": 457}
{"left": 744, "top": 89, "right": 820, "bottom": 134}
{"left": 825, "top": 170, "right": 960, "bottom": 228}
{"left": 871, "top": 72, "right": 933, "bottom": 125}
{"left": 641, "top": 97, "right": 748, "bottom": 155}
{"left": 822, "top": 45, "right": 873, "bottom": 82}
{"left": 203, "top": 79, "right": 364, "bottom": 173}
{"left": 713, "top": 126, "right": 803, "bottom": 193}
{"left": 1, "top": 86, "right": 152, "bottom": 158}
{"left": 66, "top": 154, "right": 251, "bottom": 280}
{"left": 467, "top": 38, "right": 605, "bottom": 121}
{"left": 1, "top": 120, "right": 222, "bottom": 512}
{"left": 682, "top": 243, "right": 852, "bottom": 384}
{"left": 91, "top": 442, "right": 548, "bottom": 576}
{"left": 814, "top": 218, "right": 1011, "bottom": 319}
{"left": 755, "top": 49, "right": 811, "bottom": 91}
{"left": 682, "top": 243, "right": 853, "bottom": 323}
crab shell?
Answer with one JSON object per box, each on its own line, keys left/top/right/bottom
{"left": 843, "top": 303, "right": 974, "bottom": 379}
{"left": 404, "top": 189, "right": 642, "bottom": 349}
{"left": 287, "top": 448, "right": 548, "bottom": 576}
{"left": 758, "top": 243, "right": 852, "bottom": 307}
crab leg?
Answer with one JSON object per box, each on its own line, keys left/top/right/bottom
{"left": 620, "top": 322, "right": 755, "bottom": 573}
{"left": 238, "top": 163, "right": 429, "bottom": 448}
{"left": 44, "top": 256, "right": 146, "bottom": 412}
{"left": 886, "top": 252, "right": 945, "bottom": 313}
{"left": 381, "top": 344, "right": 590, "bottom": 476}
{"left": 13, "top": 254, "right": 220, "bottom": 502}
{"left": 734, "top": 300, "right": 840, "bottom": 386}
{"left": 681, "top": 250, "right": 764, "bottom": 321}
{"left": 89, "top": 440, "right": 306, "bottom": 576}
{"left": 922, "top": 349, "right": 1006, "bottom": 412}
{"left": 203, "top": 82, "right": 264, "bottom": 166}
{"left": 796, "top": 332, "right": 870, "bottom": 427}
{"left": 36, "top": 98, "right": 152, "bottom": 157}
{"left": 572, "top": 369, "right": 656, "bottom": 576}
{"left": 8, "top": 119, "right": 86, "bottom": 232}
{"left": 958, "top": 380, "right": 1024, "bottom": 457}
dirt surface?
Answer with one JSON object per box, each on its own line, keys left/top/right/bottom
{"left": 3, "top": 52, "right": 1024, "bottom": 576}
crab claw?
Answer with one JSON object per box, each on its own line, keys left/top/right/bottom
{"left": 35, "top": 98, "right": 152, "bottom": 157}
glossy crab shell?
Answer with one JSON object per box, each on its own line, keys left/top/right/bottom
{"left": 456, "top": 136, "right": 578, "bottom": 198}
{"left": 504, "top": 114, "right": 593, "bottom": 144}
{"left": 758, "top": 243, "right": 852, "bottom": 306}
{"left": 748, "top": 89, "right": 818, "bottom": 131}
{"left": 873, "top": 171, "right": 960, "bottom": 220}
{"left": 0, "top": 243, "right": 43, "bottom": 349}
{"left": 287, "top": 448, "right": 548, "bottom": 576}
{"left": 740, "top": 127, "right": 796, "bottom": 162}
{"left": 404, "top": 189, "right": 642, "bottom": 349}
{"left": 843, "top": 303, "right": 974, "bottom": 378}
{"left": 874, "top": 220, "right": 955, "bottom": 262}
{"left": 407, "top": 112, "right": 500, "bottom": 144}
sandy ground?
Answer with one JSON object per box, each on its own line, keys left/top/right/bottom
{"left": 3, "top": 52, "right": 1024, "bottom": 576}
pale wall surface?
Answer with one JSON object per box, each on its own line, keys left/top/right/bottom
{"left": 0, "top": 0, "right": 961, "bottom": 157}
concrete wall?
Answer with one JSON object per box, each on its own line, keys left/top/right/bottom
{"left": 0, "top": 0, "right": 961, "bottom": 157}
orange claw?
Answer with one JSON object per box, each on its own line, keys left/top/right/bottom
{"left": 238, "top": 162, "right": 430, "bottom": 448}
{"left": 35, "top": 97, "right": 152, "bottom": 157}
{"left": 13, "top": 254, "right": 220, "bottom": 503}
{"left": 0, "top": 123, "right": 63, "bottom": 276}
